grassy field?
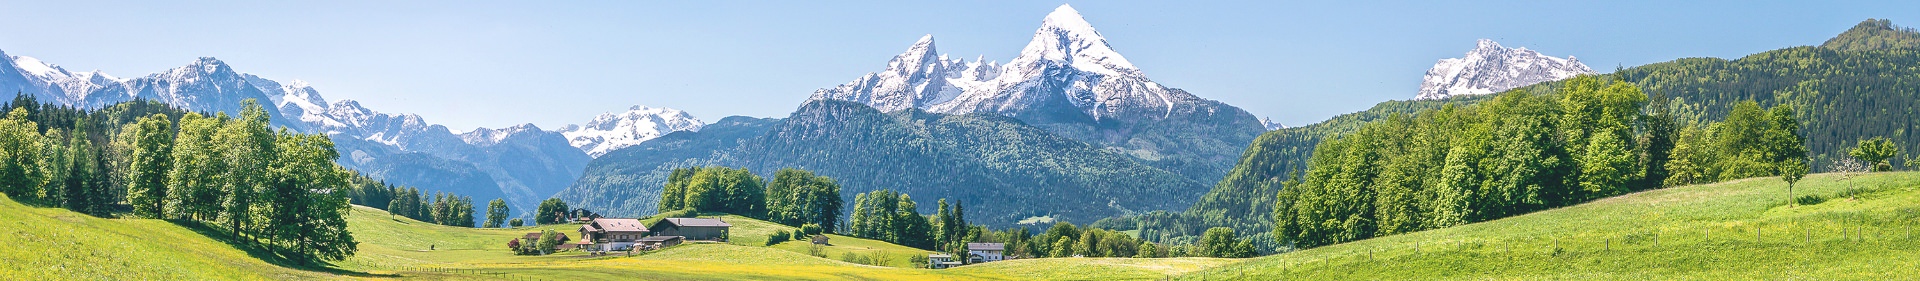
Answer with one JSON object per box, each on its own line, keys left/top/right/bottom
{"left": 1173, "top": 172, "right": 1920, "bottom": 280}
{"left": 334, "top": 207, "right": 1217, "bottom": 280}
{"left": 0, "top": 194, "right": 337, "bottom": 280}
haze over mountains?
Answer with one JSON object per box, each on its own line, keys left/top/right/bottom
{"left": 0, "top": 50, "right": 700, "bottom": 222}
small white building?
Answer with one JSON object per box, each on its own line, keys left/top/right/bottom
{"left": 966, "top": 243, "right": 1006, "bottom": 263}
{"left": 927, "top": 253, "right": 961, "bottom": 269}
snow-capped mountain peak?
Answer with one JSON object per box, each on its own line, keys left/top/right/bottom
{"left": 1012, "top": 4, "right": 1139, "bottom": 77}
{"left": 1262, "top": 117, "right": 1285, "bottom": 131}
{"left": 558, "top": 105, "right": 705, "bottom": 157}
{"left": 815, "top": 4, "right": 1202, "bottom": 123}
{"left": 10, "top": 55, "right": 70, "bottom": 79}
{"left": 1416, "top": 39, "right": 1593, "bottom": 100}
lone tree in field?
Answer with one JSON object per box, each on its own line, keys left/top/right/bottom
{"left": 1832, "top": 158, "right": 1868, "bottom": 192}
{"left": 1848, "top": 136, "right": 1900, "bottom": 172}
{"left": 1779, "top": 158, "right": 1807, "bottom": 205}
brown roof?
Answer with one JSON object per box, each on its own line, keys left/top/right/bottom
{"left": 662, "top": 218, "right": 732, "bottom": 228}
{"left": 591, "top": 218, "right": 649, "bottom": 232}
{"left": 637, "top": 236, "right": 684, "bottom": 242}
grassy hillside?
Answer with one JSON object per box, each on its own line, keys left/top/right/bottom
{"left": 1173, "top": 172, "right": 1920, "bottom": 280}
{"left": 0, "top": 194, "right": 337, "bottom": 280}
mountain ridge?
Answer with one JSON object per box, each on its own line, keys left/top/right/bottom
{"left": 1415, "top": 39, "right": 1592, "bottom": 100}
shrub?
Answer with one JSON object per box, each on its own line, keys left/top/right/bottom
{"left": 767, "top": 231, "right": 791, "bottom": 246}
{"left": 508, "top": 218, "right": 524, "bottom": 227}
{"left": 801, "top": 223, "right": 823, "bottom": 235}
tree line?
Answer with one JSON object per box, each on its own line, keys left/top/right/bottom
{"left": 1271, "top": 76, "right": 1811, "bottom": 248}
{"left": 0, "top": 95, "right": 356, "bottom": 264}
{"left": 335, "top": 164, "right": 487, "bottom": 228}
{"left": 653, "top": 166, "right": 845, "bottom": 232}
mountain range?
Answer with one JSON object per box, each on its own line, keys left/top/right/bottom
{"left": 559, "top": 4, "right": 1264, "bottom": 225}
{"left": 0, "top": 50, "right": 702, "bottom": 223}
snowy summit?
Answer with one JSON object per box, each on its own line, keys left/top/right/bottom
{"left": 811, "top": 4, "right": 1205, "bottom": 121}
{"left": 1415, "top": 39, "right": 1593, "bottom": 100}
{"left": 558, "top": 105, "right": 705, "bottom": 157}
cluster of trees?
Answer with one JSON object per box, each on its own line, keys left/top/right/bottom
{"left": 653, "top": 167, "right": 843, "bottom": 232}
{"left": 342, "top": 174, "right": 486, "bottom": 228}
{"left": 657, "top": 167, "right": 765, "bottom": 217}
{"left": 765, "top": 169, "right": 844, "bottom": 233}
{"left": 365, "top": 183, "right": 476, "bottom": 227}
{"left": 1664, "top": 101, "right": 1809, "bottom": 187}
{"left": 846, "top": 189, "right": 936, "bottom": 249}
{"left": 535, "top": 198, "right": 569, "bottom": 224}
{"left": 0, "top": 96, "right": 356, "bottom": 264}
{"left": 1271, "top": 76, "right": 1809, "bottom": 248}
{"left": 1113, "top": 97, "right": 1483, "bottom": 253}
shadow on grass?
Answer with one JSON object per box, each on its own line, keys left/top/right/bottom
{"left": 172, "top": 219, "right": 400, "bottom": 278}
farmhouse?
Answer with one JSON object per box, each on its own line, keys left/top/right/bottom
{"left": 649, "top": 218, "right": 732, "bottom": 241}
{"left": 579, "top": 218, "right": 648, "bottom": 251}
{"left": 967, "top": 243, "right": 1006, "bottom": 263}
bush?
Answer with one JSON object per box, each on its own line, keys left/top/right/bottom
{"left": 508, "top": 218, "right": 524, "bottom": 227}
{"left": 801, "top": 223, "right": 823, "bottom": 235}
{"left": 767, "top": 231, "right": 791, "bottom": 246}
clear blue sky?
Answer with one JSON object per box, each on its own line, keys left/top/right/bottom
{"left": 0, "top": 1, "right": 1910, "bottom": 131}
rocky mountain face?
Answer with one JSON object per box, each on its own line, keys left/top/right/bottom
{"left": 558, "top": 100, "right": 1208, "bottom": 226}
{"left": 1415, "top": 39, "right": 1593, "bottom": 100}
{"left": 812, "top": 4, "right": 1266, "bottom": 185}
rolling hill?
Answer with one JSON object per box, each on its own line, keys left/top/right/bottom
{"left": 1172, "top": 172, "right": 1920, "bottom": 280}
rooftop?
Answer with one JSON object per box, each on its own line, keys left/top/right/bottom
{"left": 638, "top": 236, "right": 684, "bottom": 242}
{"left": 591, "top": 218, "right": 648, "bottom": 232}
{"left": 967, "top": 243, "right": 1005, "bottom": 251}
